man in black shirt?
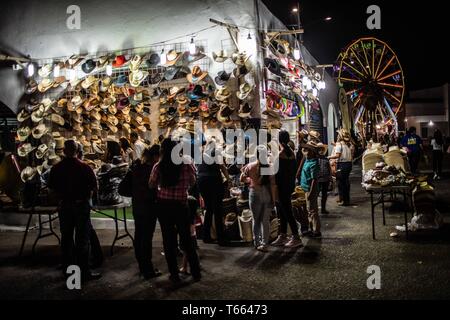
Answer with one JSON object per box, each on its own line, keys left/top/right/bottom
{"left": 48, "top": 140, "right": 101, "bottom": 282}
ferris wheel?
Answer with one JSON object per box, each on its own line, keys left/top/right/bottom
{"left": 335, "top": 37, "right": 405, "bottom": 141}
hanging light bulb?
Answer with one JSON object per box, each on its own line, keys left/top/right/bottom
{"left": 27, "top": 63, "right": 35, "bottom": 77}
{"left": 189, "top": 37, "right": 196, "bottom": 55}
{"left": 106, "top": 64, "right": 113, "bottom": 76}
{"left": 247, "top": 32, "right": 252, "bottom": 40}
{"left": 293, "top": 48, "right": 301, "bottom": 60}
{"left": 53, "top": 64, "right": 60, "bottom": 77}
{"left": 69, "top": 69, "right": 77, "bottom": 80}
{"left": 160, "top": 48, "right": 166, "bottom": 65}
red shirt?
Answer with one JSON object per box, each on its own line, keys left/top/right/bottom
{"left": 48, "top": 157, "right": 97, "bottom": 202}
{"left": 149, "top": 162, "right": 196, "bottom": 202}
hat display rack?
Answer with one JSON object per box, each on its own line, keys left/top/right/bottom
{"left": 16, "top": 36, "right": 262, "bottom": 180}
{"left": 261, "top": 34, "right": 326, "bottom": 129}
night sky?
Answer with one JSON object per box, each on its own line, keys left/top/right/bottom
{"left": 263, "top": 0, "right": 450, "bottom": 93}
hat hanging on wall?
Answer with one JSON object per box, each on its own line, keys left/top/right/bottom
{"left": 112, "top": 54, "right": 129, "bottom": 68}
{"left": 214, "top": 71, "right": 231, "bottom": 86}
{"left": 81, "top": 59, "right": 96, "bottom": 74}
{"left": 212, "top": 50, "right": 229, "bottom": 63}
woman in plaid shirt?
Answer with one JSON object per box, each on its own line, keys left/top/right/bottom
{"left": 149, "top": 138, "right": 201, "bottom": 283}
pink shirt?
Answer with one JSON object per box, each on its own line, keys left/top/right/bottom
{"left": 241, "top": 162, "right": 275, "bottom": 189}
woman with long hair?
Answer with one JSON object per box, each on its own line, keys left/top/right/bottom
{"left": 328, "top": 129, "right": 354, "bottom": 206}
{"left": 431, "top": 129, "right": 444, "bottom": 180}
{"left": 121, "top": 144, "right": 162, "bottom": 279}
{"left": 149, "top": 138, "right": 201, "bottom": 283}
{"left": 241, "top": 145, "right": 277, "bottom": 253}
{"left": 271, "top": 131, "right": 302, "bottom": 248}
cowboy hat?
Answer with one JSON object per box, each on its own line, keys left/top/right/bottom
{"left": 108, "top": 104, "right": 118, "bottom": 115}
{"left": 212, "top": 50, "right": 229, "bottom": 63}
{"left": 18, "top": 143, "right": 35, "bottom": 157}
{"left": 32, "top": 123, "right": 48, "bottom": 139}
{"left": 214, "top": 71, "right": 231, "bottom": 86}
{"left": 38, "top": 64, "right": 53, "bottom": 78}
{"left": 231, "top": 52, "right": 250, "bottom": 66}
{"left": 96, "top": 55, "right": 111, "bottom": 69}
{"left": 168, "top": 86, "right": 185, "bottom": 100}
{"left": 17, "top": 109, "right": 30, "bottom": 122}
{"left": 81, "top": 75, "right": 97, "bottom": 89}
{"left": 112, "top": 54, "right": 128, "bottom": 68}
{"left": 90, "top": 108, "right": 102, "bottom": 121}
{"left": 146, "top": 53, "right": 161, "bottom": 68}
{"left": 35, "top": 144, "right": 49, "bottom": 159}
{"left": 84, "top": 96, "right": 100, "bottom": 112}
{"left": 264, "top": 58, "right": 286, "bottom": 77}
{"left": 99, "top": 77, "right": 112, "bottom": 92}
{"left": 316, "top": 143, "right": 328, "bottom": 156}
{"left": 262, "top": 108, "right": 281, "bottom": 120}
{"left": 187, "top": 66, "right": 208, "bottom": 84}
{"left": 164, "top": 50, "right": 182, "bottom": 67}
{"left": 17, "top": 126, "right": 31, "bottom": 142}
{"left": 67, "top": 95, "right": 83, "bottom": 112}
{"left": 308, "top": 130, "right": 321, "bottom": 142}
{"left": 149, "top": 73, "right": 163, "bottom": 86}
{"left": 129, "top": 70, "right": 149, "bottom": 87}
{"left": 51, "top": 114, "right": 65, "bottom": 126}
{"left": 81, "top": 59, "right": 96, "bottom": 74}
{"left": 38, "top": 78, "right": 55, "bottom": 93}
{"left": 21, "top": 166, "right": 37, "bottom": 183}
{"left": 183, "top": 51, "right": 207, "bottom": 64}
{"left": 238, "top": 102, "right": 252, "bottom": 118}
{"left": 129, "top": 55, "right": 143, "bottom": 71}
{"left": 92, "top": 140, "right": 105, "bottom": 154}
{"left": 217, "top": 105, "right": 234, "bottom": 123}
{"left": 101, "top": 96, "right": 116, "bottom": 109}
{"left": 54, "top": 137, "right": 65, "bottom": 150}
{"left": 31, "top": 106, "right": 47, "bottom": 123}
{"left": 236, "top": 82, "right": 253, "bottom": 100}
{"left": 41, "top": 98, "right": 55, "bottom": 110}
{"left": 163, "top": 66, "right": 180, "bottom": 81}
{"left": 57, "top": 98, "right": 68, "bottom": 109}
{"left": 215, "top": 87, "right": 232, "bottom": 101}
{"left": 65, "top": 54, "right": 84, "bottom": 69}
{"left": 114, "top": 74, "right": 128, "bottom": 86}
{"left": 187, "top": 85, "right": 206, "bottom": 101}
{"left": 233, "top": 65, "right": 250, "bottom": 78}
{"left": 25, "top": 80, "right": 38, "bottom": 94}
{"left": 300, "top": 140, "right": 321, "bottom": 153}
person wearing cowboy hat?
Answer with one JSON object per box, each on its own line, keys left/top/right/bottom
{"left": 47, "top": 140, "right": 101, "bottom": 282}
{"left": 328, "top": 129, "right": 355, "bottom": 207}
{"left": 298, "top": 140, "right": 322, "bottom": 238}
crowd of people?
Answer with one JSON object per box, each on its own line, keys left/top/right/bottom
{"left": 46, "top": 127, "right": 359, "bottom": 284}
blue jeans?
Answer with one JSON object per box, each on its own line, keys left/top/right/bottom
{"left": 249, "top": 186, "right": 272, "bottom": 247}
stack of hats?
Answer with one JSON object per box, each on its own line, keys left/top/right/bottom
{"left": 384, "top": 147, "right": 409, "bottom": 172}
{"left": 363, "top": 152, "right": 384, "bottom": 173}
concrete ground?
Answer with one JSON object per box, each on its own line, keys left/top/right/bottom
{"left": 1, "top": 165, "right": 450, "bottom": 300}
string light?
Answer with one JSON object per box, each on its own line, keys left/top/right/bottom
{"left": 160, "top": 48, "right": 166, "bottom": 65}
{"left": 106, "top": 64, "right": 113, "bottom": 76}
{"left": 189, "top": 37, "right": 196, "bottom": 55}
{"left": 53, "top": 64, "right": 60, "bottom": 77}
{"left": 27, "top": 63, "right": 34, "bottom": 77}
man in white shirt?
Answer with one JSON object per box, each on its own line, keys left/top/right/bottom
{"left": 130, "top": 132, "right": 147, "bottom": 160}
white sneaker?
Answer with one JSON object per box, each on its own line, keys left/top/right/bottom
{"left": 284, "top": 236, "right": 303, "bottom": 248}
{"left": 271, "top": 234, "right": 288, "bottom": 246}
{"left": 256, "top": 245, "right": 269, "bottom": 253}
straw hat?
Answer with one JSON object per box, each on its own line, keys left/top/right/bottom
{"left": 32, "top": 123, "right": 48, "bottom": 139}
{"left": 231, "top": 52, "right": 250, "bottom": 66}
{"left": 215, "top": 87, "right": 232, "bottom": 101}
{"left": 129, "top": 55, "right": 143, "bottom": 71}
{"left": 238, "top": 102, "right": 252, "bottom": 118}
{"left": 21, "top": 166, "right": 37, "bottom": 183}
{"left": 81, "top": 75, "right": 97, "bottom": 89}
{"left": 17, "top": 109, "right": 31, "bottom": 122}
{"left": 212, "top": 50, "right": 229, "bottom": 63}
{"left": 38, "top": 64, "right": 53, "bottom": 78}
{"left": 129, "top": 70, "right": 149, "bottom": 87}
{"left": 236, "top": 82, "right": 253, "bottom": 100}
{"left": 36, "top": 144, "right": 49, "bottom": 159}
{"left": 38, "top": 79, "right": 55, "bottom": 93}
{"left": 17, "top": 126, "right": 31, "bottom": 142}
{"left": 164, "top": 50, "right": 182, "bottom": 67}
{"left": 187, "top": 66, "right": 208, "bottom": 84}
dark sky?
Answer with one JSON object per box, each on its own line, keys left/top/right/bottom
{"left": 263, "top": 0, "right": 450, "bottom": 92}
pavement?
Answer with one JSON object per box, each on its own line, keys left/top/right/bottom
{"left": 1, "top": 165, "right": 450, "bottom": 300}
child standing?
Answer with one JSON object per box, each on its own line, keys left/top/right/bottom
{"left": 299, "top": 142, "right": 321, "bottom": 238}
